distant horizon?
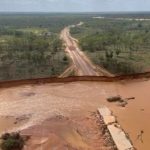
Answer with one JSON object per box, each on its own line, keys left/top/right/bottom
{"left": 0, "top": 0, "right": 150, "bottom": 12}
{"left": 0, "top": 11, "right": 150, "bottom": 14}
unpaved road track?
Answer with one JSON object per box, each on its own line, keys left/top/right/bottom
{"left": 61, "top": 26, "right": 111, "bottom": 76}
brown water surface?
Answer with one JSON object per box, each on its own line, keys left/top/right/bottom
{"left": 0, "top": 80, "right": 149, "bottom": 149}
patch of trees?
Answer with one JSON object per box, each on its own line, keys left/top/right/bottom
{"left": 0, "top": 29, "right": 69, "bottom": 80}
{"left": 99, "top": 56, "right": 142, "bottom": 74}
{"left": 71, "top": 19, "right": 150, "bottom": 74}
{"left": 0, "top": 14, "right": 92, "bottom": 33}
{"left": 0, "top": 132, "right": 25, "bottom": 150}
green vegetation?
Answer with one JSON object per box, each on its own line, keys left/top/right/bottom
{"left": 0, "top": 13, "right": 97, "bottom": 80}
{"left": 0, "top": 14, "right": 75, "bottom": 80}
{"left": 0, "top": 28, "right": 69, "bottom": 80}
{"left": 1, "top": 13, "right": 150, "bottom": 79}
{"left": 71, "top": 18, "right": 150, "bottom": 74}
{"left": 0, "top": 132, "right": 25, "bottom": 150}
{"left": 0, "top": 13, "right": 92, "bottom": 33}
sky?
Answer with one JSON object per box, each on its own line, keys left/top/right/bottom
{"left": 0, "top": 0, "right": 150, "bottom": 12}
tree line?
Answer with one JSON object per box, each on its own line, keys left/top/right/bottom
{"left": 0, "top": 29, "right": 69, "bottom": 80}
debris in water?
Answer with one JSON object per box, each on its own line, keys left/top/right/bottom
{"left": 117, "top": 101, "right": 128, "bottom": 107}
{"left": 21, "top": 92, "right": 35, "bottom": 97}
{"left": 126, "top": 97, "right": 135, "bottom": 100}
{"left": 136, "top": 130, "right": 144, "bottom": 143}
{"left": 140, "top": 109, "right": 144, "bottom": 111}
{"left": 107, "top": 95, "right": 123, "bottom": 102}
{"left": 107, "top": 95, "right": 135, "bottom": 107}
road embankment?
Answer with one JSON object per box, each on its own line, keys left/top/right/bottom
{"left": 0, "top": 72, "right": 150, "bottom": 88}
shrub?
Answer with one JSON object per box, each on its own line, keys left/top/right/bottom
{"left": 0, "top": 132, "right": 24, "bottom": 150}
{"left": 63, "top": 56, "right": 68, "bottom": 62}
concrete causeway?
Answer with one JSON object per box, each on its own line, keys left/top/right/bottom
{"left": 98, "top": 106, "right": 135, "bottom": 150}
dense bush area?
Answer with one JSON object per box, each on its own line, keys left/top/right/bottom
{"left": 0, "top": 28, "right": 69, "bottom": 80}
{"left": 71, "top": 18, "right": 150, "bottom": 74}
{"left": 1, "top": 13, "right": 150, "bottom": 78}
{"left": 0, "top": 14, "right": 107, "bottom": 80}
{"left": 0, "top": 13, "right": 92, "bottom": 33}
{"left": 0, "top": 13, "right": 95, "bottom": 80}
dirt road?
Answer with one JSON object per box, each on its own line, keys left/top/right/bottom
{"left": 61, "top": 25, "right": 111, "bottom": 76}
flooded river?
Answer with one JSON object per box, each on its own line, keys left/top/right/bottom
{"left": 0, "top": 79, "right": 149, "bottom": 149}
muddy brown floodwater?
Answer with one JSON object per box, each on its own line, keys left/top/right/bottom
{"left": 0, "top": 79, "right": 150, "bottom": 149}
{"left": 0, "top": 116, "right": 28, "bottom": 133}
{"left": 21, "top": 114, "right": 114, "bottom": 150}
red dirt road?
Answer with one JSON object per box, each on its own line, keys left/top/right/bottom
{"left": 61, "top": 26, "right": 112, "bottom": 76}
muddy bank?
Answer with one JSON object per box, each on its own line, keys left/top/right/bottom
{"left": 0, "top": 71, "right": 150, "bottom": 88}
